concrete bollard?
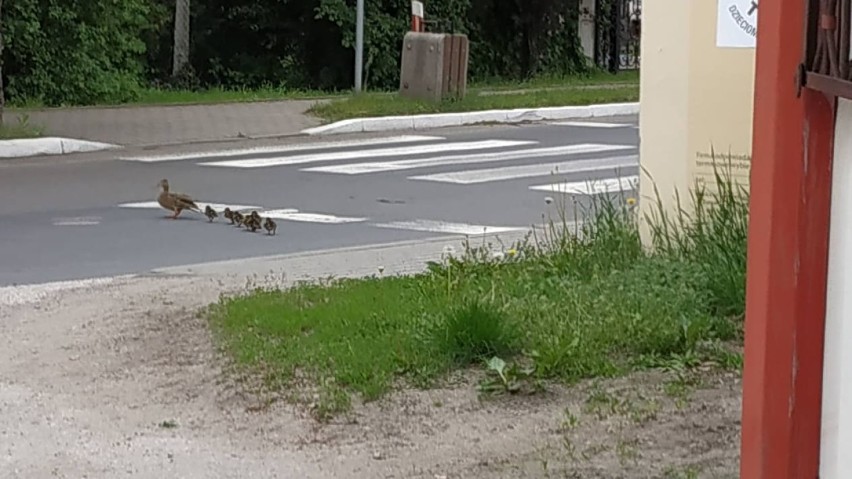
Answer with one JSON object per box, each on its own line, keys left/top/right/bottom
{"left": 399, "top": 32, "right": 469, "bottom": 102}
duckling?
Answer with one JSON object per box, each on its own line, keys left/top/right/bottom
{"left": 223, "top": 208, "right": 234, "bottom": 224}
{"left": 232, "top": 211, "right": 244, "bottom": 227}
{"left": 204, "top": 205, "right": 218, "bottom": 222}
{"left": 240, "top": 213, "right": 254, "bottom": 230}
{"left": 263, "top": 217, "right": 277, "bottom": 236}
{"left": 157, "top": 179, "right": 201, "bottom": 219}
{"left": 244, "top": 211, "right": 262, "bottom": 232}
{"left": 249, "top": 219, "right": 261, "bottom": 233}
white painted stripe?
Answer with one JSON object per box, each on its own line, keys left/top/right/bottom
{"left": 199, "top": 140, "right": 536, "bottom": 168}
{"left": 550, "top": 121, "right": 635, "bottom": 128}
{"left": 529, "top": 175, "right": 639, "bottom": 195}
{"left": 261, "top": 210, "right": 367, "bottom": 224}
{"left": 117, "top": 202, "right": 363, "bottom": 224}
{"left": 52, "top": 216, "right": 102, "bottom": 226}
{"left": 303, "top": 143, "right": 635, "bottom": 175}
{"left": 409, "top": 154, "right": 638, "bottom": 184}
{"left": 372, "top": 219, "right": 525, "bottom": 235}
{"left": 117, "top": 201, "right": 261, "bottom": 211}
{"left": 117, "top": 135, "right": 445, "bottom": 162}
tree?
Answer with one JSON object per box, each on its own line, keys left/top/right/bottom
{"left": 173, "top": 0, "right": 189, "bottom": 76}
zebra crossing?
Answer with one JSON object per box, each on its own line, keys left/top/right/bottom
{"left": 117, "top": 119, "right": 639, "bottom": 235}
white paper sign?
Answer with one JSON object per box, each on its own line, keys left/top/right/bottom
{"left": 716, "top": 0, "right": 758, "bottom": 48}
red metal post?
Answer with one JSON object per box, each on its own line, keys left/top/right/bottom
{"left": 740, "top": 0, "right": 836, "bottom": 477}
{"left": 411, "top": 1, "right": 424, "bottom": 32}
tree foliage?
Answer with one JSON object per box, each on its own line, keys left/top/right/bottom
{"left": 2, "top": 0, "right": 591, "bottom": 106}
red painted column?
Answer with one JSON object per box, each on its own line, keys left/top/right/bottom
{"left": 411, "top": 1, "right": 424, "bottom": 32}
{"left": 740, "top": 0, "right": 836, "bottom": 476}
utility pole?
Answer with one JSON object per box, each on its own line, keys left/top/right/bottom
{"left": 354, "top": 0, "right": 364, "bottom": 92}
{"left": 173, "top": 0, "right": 190, "bottom": 76}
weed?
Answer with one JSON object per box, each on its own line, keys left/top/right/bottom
{"left": 312, "top": 378, "right": 353, "bottom": 422}
{"left": 663, "top": 464, "right": 703, "bottom": 479}
{"left": 584, "top": 386, "right": 631, "bottom": 420}
{"left": 0, "top": 113, "right": 44, "bottom": 139}
{"left": 616, "top": 436, "right": 641, "bottom": 466}
{"left": 478, "top": 356, "right": 542, "bottom": 396}
{"left": 663, "top": 370, "right": 704, "bottom": 409}
{"left": 559, "top": 408, "right": 581, "bottom": 432}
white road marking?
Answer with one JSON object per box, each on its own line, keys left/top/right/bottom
{"left": 409, "top": 154, "right": 638, "bottom": 184}
{"left": 52, "top": 216, "right": 102, "bottom": 226}
{"left": 549, "top": 121, "right": 635, "bottom": 128}
{"left": 303, "top": 143, "right": 635, "bottom": 175}
{"left": 199, "top": 139, "right": 536, "bottom": 168}
{"left": 260, "top": 210, "right": 367, "bottom": 224}
{"left": 117, "top": 201, "right": 261, "bottom": 212}
{"left": 372, "top": 219, "right": 525, "bottom": 235}
{"left": 529, "top": 175, "right": 639, "bottom": 195}
{"left": 117, "top": 202, "right": 364, "bottom": 224}
{"left": 117, "top": 135, "right": 446, "bottom": 162}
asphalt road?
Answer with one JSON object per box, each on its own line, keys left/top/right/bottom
{"left": 0, "top": 117, "right": 639, "bottom": 286}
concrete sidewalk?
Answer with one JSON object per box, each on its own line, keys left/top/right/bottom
{"left": 12, "top": 99, "right": 327, "bottom": 147}
{"left": 4, "top": 84, "right": 640, "bottom": 156}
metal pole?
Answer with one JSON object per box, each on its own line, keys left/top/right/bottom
{"left": 355, "top": 0, "right": 364, "bottom": 92}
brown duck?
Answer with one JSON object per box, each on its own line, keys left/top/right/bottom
{"left": 157, "top": 179, "right": 201, "bottom": 219}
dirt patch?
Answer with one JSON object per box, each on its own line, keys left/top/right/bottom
{"left": 0, "top": 273, "right": 741, "bottom": 478}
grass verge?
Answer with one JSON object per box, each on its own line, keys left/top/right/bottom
{"left": 8, "top": 70, "right": 638, "bottom": 109}
{"left": 132, "top": 86, "right": 341, "bottom": 106}
{"left": 208, "top": 155, "right": 747, "bottom": 421}
{"left": 0, "top": 113, "right": 44, "bottom": 139}
{"left": 307, "top": 85, "right": 639, "bottom": 123}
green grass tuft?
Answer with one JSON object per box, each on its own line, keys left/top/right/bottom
{"left": 430, "top": 299, "right": 521, "bottom": 368}
{"left": 209, "top": 151, "right": 749, "bottom": 418}
{"left": 0, "top": 113, "right": 44, "bottom": 139}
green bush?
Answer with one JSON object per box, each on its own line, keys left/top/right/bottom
{"left": 3, "top": 0, "right": 164, "bottom": 106}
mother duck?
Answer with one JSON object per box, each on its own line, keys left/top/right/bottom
{"left": 157, "top": 178, "right": 201, "bottom": 219}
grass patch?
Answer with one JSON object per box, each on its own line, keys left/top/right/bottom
{"left": 307, "top": 85, "right": 639, "bottom": 122}
{"left": 470, "top": 69, "right": 639, "bottom": 90}
{"left": 209, "top": 154, "right": 748, "bottom": 420}
{"left": 132, "top": 86, "right": 342, "bottom": 106}
{"left": 0, "top": 113, "right": 44, "bottom": 139}
{"left": 7, "top": 70, "right": 637, "bottom": 109}
{"left": 6, "top": 86, "right": 345, "bottom": 109}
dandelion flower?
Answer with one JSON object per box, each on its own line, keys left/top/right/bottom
{"left": 507, "top": 248, "right": 518, "bottom": 256}
{"left": 626, "top": 197, "right": 637, "bottom": 206}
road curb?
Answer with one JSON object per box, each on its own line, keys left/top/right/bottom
{"left": 301, "top": 102, "right": 640, "bottom": 136}
{"left": 0, "top": 137, "right": 122, "bottom": 159}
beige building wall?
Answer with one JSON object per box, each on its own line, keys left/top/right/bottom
{"left": 638, "top": 0, "right": 756, "bottom": 241}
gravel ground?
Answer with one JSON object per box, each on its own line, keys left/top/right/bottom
{"left": 0, "top": 234, "right": 742, "bottom": 479}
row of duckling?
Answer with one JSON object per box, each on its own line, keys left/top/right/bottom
{"left": 203, "top": 205, "right": 277, "bottom": 235}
